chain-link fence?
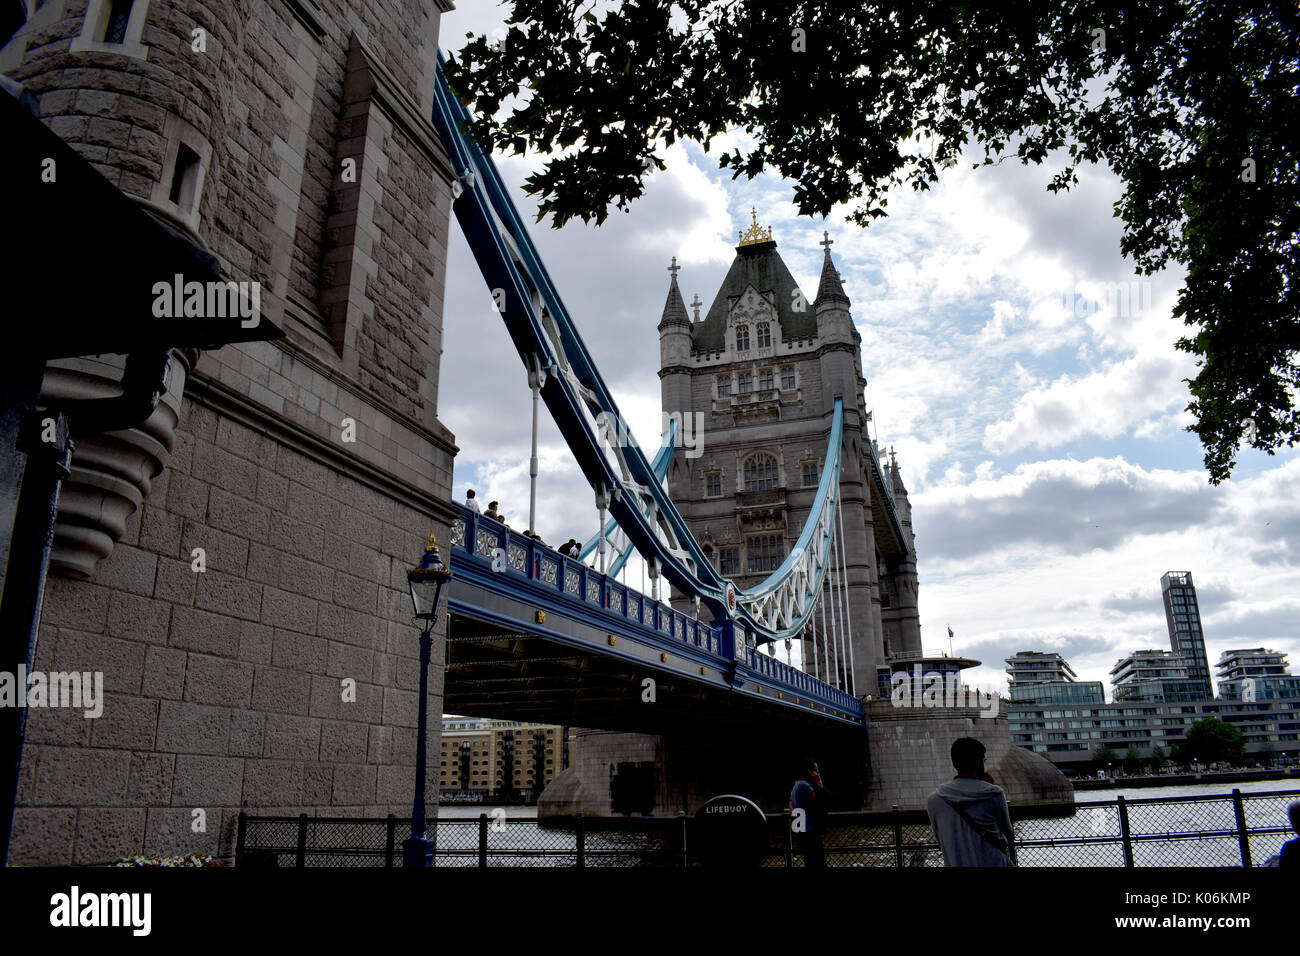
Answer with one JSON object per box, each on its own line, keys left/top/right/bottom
{"left": 236, "top": 788, "right": 1300, "bottom": 867}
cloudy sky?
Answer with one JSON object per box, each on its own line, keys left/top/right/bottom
{"left": 436, "top": 4, "right": 1300, "bottom": 697}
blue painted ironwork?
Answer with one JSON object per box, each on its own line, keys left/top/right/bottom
{"left": 579, "top": 416, "right": 675, "bottom": 576}
{"left": 431, "top": 55, "right": 848, "bottom": 648}
{"left": 447, "top": 503, "right": 862, "bottom": 723}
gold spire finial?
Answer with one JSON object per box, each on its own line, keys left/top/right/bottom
{"left": 737, "top": 207, "right": 773, "bottom": 246}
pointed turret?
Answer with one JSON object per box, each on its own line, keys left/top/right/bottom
{"left": 814, "top": 231, "right": 850, "bottom": 308}
{"left": 889, "top": 446, "right": 909, "bottom": 498}
{"left": 659, "top": 256, "right": 693, "bottom": 422}
{"left": 658, "top": 256, "right": 691, "bottom": 331}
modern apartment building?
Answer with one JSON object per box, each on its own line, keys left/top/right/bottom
{"left": 1111, "top": 649, "right": 1206, "bottom": 703}
{"left": 1005, "top": 651, "right": 1104, "bottom": 705}
{"left": 1006, "top": 651, "right": 1300, "bottom": 770}
{"left": 1161, "top": 571, "right": 1213, "bottom": 698}
{"left": 1217, "top": 649, "right": 1300, "bottom": 701}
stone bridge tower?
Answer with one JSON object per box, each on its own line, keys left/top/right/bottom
{"left": 659, "top": 216, "right": 922, "bottom": 696}
{"left": 2, "top": 0, "right": 457, "bottom": 864}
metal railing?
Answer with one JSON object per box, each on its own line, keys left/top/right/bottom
{"left": 235, "top": 788, "right": 1300, "bottom": 868}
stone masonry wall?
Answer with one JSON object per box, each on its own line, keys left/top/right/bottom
{"left": 3, "top": 0, "right": 458, "bottom": 864}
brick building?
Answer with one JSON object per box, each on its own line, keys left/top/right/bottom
{"left": 2, "top": 0, "right": 457, "bottom": 864}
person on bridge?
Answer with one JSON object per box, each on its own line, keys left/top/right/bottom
{"left": 789, "top": 759, "right": 829, "bottom": 868}
{"left": 464, "top": 489, "right": 481, "bottom": 513}
{"left": 926, "top": 737, "right": 1017, "bottom": 867}
{"left": 560, "top": 538, "right": 581, "bottom": 558}
{"left": 486, "top": 500, "right": 501, "bottom": 520}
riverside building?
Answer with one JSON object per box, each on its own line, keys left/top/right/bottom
{"left": 1006, "top": 649, "right": 1300, "bottom": 772}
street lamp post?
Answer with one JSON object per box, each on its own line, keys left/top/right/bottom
{"left": 404, "top": 532, "right": 452, "bottom": 868}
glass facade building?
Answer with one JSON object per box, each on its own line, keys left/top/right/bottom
{"left": 1161, "top": 571, "right": 1213, "bottom": 698}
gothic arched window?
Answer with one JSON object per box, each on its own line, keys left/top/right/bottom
{"left": 757, "top": 323, "right": 772, "bottom": 348}
{"left": 743, "top": 453, "right": 779, "bottom": 492}
{"left": 735, "top": 325, "right": 750, "bottom": 351}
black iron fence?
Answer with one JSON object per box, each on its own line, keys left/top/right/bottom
{"left": 235, "top": 788, "right": 1300, "bottom": 868}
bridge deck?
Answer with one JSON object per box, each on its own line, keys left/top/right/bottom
{"left": 446, "top": 505, "right": 862, "bottom": 731}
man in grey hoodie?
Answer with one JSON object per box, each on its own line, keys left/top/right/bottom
{"left": 926, "top": 737, "right": 1017, "bottom": 867}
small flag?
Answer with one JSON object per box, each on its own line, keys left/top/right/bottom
{"left": 865, "top": 410, "right": 873, "bottom": 421}
{"left": 947, "top": 626, "right": 954, "bottom": 639}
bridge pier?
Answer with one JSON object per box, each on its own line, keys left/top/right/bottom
{"left": 863, "top": 701, "right": 1072, "bottom": 811}
{"left": 539, "top": 725, "right": 867, "bottom": 820}
{"left": 540, "top": 705, "right": 1072, "bottom": 820}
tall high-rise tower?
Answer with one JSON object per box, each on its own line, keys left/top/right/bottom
{"left": 1161, "top": 571, "right": 1213, "bottom": 698}
{"left": 658, "top": 216, "right": 921, "bottom": 693}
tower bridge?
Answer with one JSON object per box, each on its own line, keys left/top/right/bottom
{"left": 428, "top": 59, "right": 1070, "bottom": 818}
{"left": 2, "top": 0, "right": 1068, "bottom": 864}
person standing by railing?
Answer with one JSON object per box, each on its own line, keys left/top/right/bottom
{"left": 790, "top": 759, "right": 830, "bottom": 868}
{"left": 926, "top": 737, "right": 1017, "bottom": 867}
{"left": 1280, "top": 802, "right": 1300, "bottom": 868}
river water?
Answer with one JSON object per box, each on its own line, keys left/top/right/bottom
{"left": 433, "top": 780, "right": 1300, "bottom": 866}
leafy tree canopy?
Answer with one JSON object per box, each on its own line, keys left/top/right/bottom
{"left": 1178, "top": 717, "right": 1246, "bottom": 764}
{"left": 445, "top": 1, "right": 1300, "bottom": 482}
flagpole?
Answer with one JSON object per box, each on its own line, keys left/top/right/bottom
{"left": 947, "top": 625, "right": 953, "bottom": 658}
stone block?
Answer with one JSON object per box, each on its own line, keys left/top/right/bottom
{"left": 269, "top": 511, "right": 324, "bottom": 559}
{"left": 53, "top": 628, "right": 146, "bottom": 696}
{"left": 143, "top": 646, "right": 187, "bottom": 700}
{"left": 143, "top": 808, "right": 220, "bottom": 858}
{"left": 332, "top": 570, "right": 377, "bottom": 614}
{"left": 262, "top": 586, "right": 318, "bottom": 632}
{"left": 184, "top": 654, "right": 255, "bottom": 708}
{"left": 241, "top": 758, "right": 304, "bottom": 806}
{"left": 320, "top": 720, "right": 369, "bottom": 763}
{"left": 8, "top": 809, "right": 77, "bottom": 865}
{"left": 194, "top": 570, "right": 263, "bottom": 623}
{"left": 156, "top": 701, "right": 231, "bottom": 756}
{"left": 138, "top": 505, "right": 184, "bottom": 556}
{"left": 327, "top": 641, "right": 372, "bottom": 681}
{"left": 216, "top": 416, "right": 280, "bottom": 467}
{"left": 154, "top": 556, "right": 198, "bottom": 605}
{"left": 251, "top": 666, "right": 311, "bottom": 716}
{"left": 90, "top": 695, "right": 159, "bottom": 750}
{"left": 263, "top": 713, "right": 322, "bottom": 759}
{"left": 270, "top": 627, "right": 327, "bottom": 672}
{"left": 330, "top": 764, "right": 376, "bottom": 805}
{"left": 180, "top": 522, "right": 250, "bottom": 576}
{"left": 38, "top": 577, "right": 110, "bottom": 631}
{"left": 32, "top": 748, "right": 130, "bottom": 806}
{"left": 244, "top": 541, "right": 282, "bottom": 590}
{"left": 73, "top": 808, "right": 147, "bottom": 865}
{"left": 255, "top": 468, "right": 289, "bottom": 512}
{"left": 237, "top": 621, "right": 274, "bottom": 665}
{"left": 170, "top": 606, "right": 242, "bottom": 657}
{"left": 107, "top": 589, "right": 172, "bottom": 643}
{"left": 277, "top": 552, "right": 334, "bottom": 601}
{"left": 303, "top": 763, "right": 333, "bottom": 805}
{"left": 127, "top": 753, "right": 175, "bottom": 805}
{"left": 171, "top": 754, "right": 244, "bottom": 807}
{"left": 207, "top": 486, "right": 270, "bottom": 541}
{"left": 309, "top": 674, "right": 380, "bottom": 723}
{"left": 166, "top": 473, "right": 210, "bottom": 522}
{"left": 229, "top": 709, "right": 266, "bottom": 757}
{"left": 286, "top": 482, "right": 340, "bottom": 527}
